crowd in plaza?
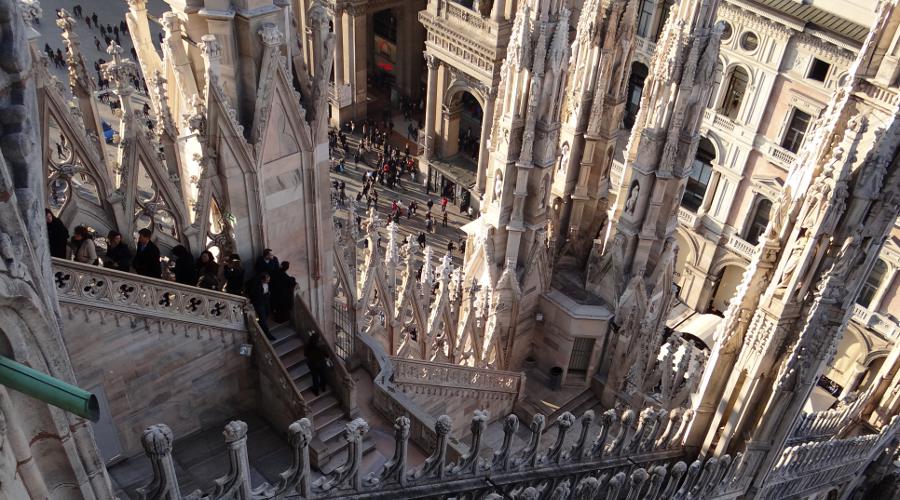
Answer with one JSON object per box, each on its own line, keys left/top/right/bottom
{"left": 45, "top": 211, "right": 296, "bottom": 341}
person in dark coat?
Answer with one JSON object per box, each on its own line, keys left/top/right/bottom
{"left": 104, "top": 230, "right": 132, "bottom": 271}
{"left": 170, "top": 245, "right": 197, "bottom": 285}
{"left": 303, "top": 333, "right": 328, "bottom": 396}
{"left": 46, "top": 209, "right": 69, "bottom": 259}
{"left": 196, "top": 250, "right": 220, "bottom": 290}
{"left": 249, "top": 272, "right": 274, "bottom": 340}
{"left": 132, "top": 228, "right": 162, "bottom": 278}
{"left": 223, "top": 253, "right": 245, "bottom": 295}
{"left": 254, "top": 248, "right": 279, "bottom": 274}
{"left": 271, "top": 261, "right": 297, "bottom": 323}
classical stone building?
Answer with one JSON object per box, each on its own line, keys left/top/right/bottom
{"left": 2, "top": 0, "right": 900, "bottom": 498}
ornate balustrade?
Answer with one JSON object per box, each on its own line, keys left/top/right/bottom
{"left": 52, "top": 258, "right": 247, "bottom": 332}
{"left": 789, "top": 406, "right": 855, "bottom": 444}
{"left": 677, "top": 206, "right": 698, "bottom": 227}
{"left": 356, "top": 331, "right": 467, "bottom": 460}
{"left": 132, "top": 401, "right": 758, "bottom": 499}
{"left": 761, "top": 416, "right": 900, "bottom": 499}
{"left": 724, "top": 231, "right": 757, "bottom": 261}
{"left": 247, "top": 311, "right": 310, "bottom": 423}
{"left": 766, "top": 143, "right": 798, "bottom": 170}
{"left": 434, "top": 0, "right": 496, "bottom": 34}
{"left": 610, "top": 159, "right": 626, "bottom": 190}
{"left": 392, "top": 357, "right": 524, "bottom": 398}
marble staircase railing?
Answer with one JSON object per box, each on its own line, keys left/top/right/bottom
{"left": 355, "top": 331, "right": 468, "bottom": 461}
{"left": 132, "top": 401, "right": 758, "bottom": 499}
{"left": 293, "top": 291, "right": 358, "bottom": 415}
{"left": 391, "top": 356, "right": 524, "bottom": 400}
{"left": 788, "top": 396, "right": 866, "bottom": 444}
{"left": 52, "top": 258, "right": 247, "bottom": 332}
{"left": 761, "top": 416, "right": 900, "bottom": 499}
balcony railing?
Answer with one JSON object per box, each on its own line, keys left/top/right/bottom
{"left": 677, "top": 206, "right": 698, "bottom": 227}
{"left": 434, "top": 0, "right": 497, "bottom": 34}
{"left": 767, "top": 143, "right": 797, "bottom": 170}
{"left": 725, "top": 232, "right": 757, "bottom": 261}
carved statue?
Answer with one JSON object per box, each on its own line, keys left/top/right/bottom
{"left": 493, "top": 171, "right": 504, "bottom": 202}
{"left": 624, "top": 182, "right": 640, "bottom": 214}
{"left": 776, "top": 232, "right": 809, "bottom": 291}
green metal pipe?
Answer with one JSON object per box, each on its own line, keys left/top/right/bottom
{"left": 0, "top": 356, "right": 99, "bottom": 422}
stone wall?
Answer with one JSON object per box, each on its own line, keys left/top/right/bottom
{"left": 60, "top": 303, "right": 257, "bottom": 458}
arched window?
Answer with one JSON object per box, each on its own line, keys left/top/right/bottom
{"left": 857, "top": 259, "right": 888, "bottom": 308}
{"left": 625, "top": 62, "right": 649, "bottom": 129}
{"left": 719, "top": 66, "right": 749, "bottom": 120}
{"left": 745, "top": 198, "right": 772, "bottom": 245}
{"left": 681, "top": 138, "right": 715, "bottom": 212}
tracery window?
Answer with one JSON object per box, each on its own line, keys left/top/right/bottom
{"left": 134, "top": 161, "right": 178, "bottom": 241}
{"left": 46, "top": 117, "right": 103, "bottom": 215}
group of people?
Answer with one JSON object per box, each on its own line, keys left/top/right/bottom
{"left": 45, "top": 211, "right": 296, "bottom": 340}
{"left": 47, "top": 210, "right": 166, "bottom": 280}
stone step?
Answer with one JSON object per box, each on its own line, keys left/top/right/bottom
{"left": 313, "top": 406, "right": 346, "bottom": 432}
{"left": 308, "top": 391, "right": 339, "bottom": 417}
{"left": 289, "top": 361, "right": 311, "bottom": 381}
{"left": 280, "top": 349, "right": 307, "bottom": 372}
{"left": 274, "top": 336, "right": 304, "bottom": 357}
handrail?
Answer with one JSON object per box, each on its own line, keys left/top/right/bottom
{"left": 391, "top": 356, "right": 524, "bottom": 397}
{"left": 292, "top": 290, "right": 357, "bottom": 414}
{"left": 356, "top": 331, "right": 468, "bottom": 460}
{"left": 52, "top": 257, "right": 247, "bottom": 331}
{"left": 246, "top": 310, "right": 310, "bottom": 420}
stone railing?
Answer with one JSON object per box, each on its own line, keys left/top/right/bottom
{"left": 678, "top": 206, "right": 698, "bottom": 227}
{"left": 849, "top": 306, "right": 900, "bottom": 339}
{"left": 52, "top": 258, "right": 246, "bottom": 332}
{"left": 633, "top": 36, "right": 657, "bottom": 64}
{"left": 766, "top": 143, "right": 797, "bottom": 170}
{"left": 851, "top": 303, "right": 872, "bottom": 324}
{"left": 789, "top": 404, "right": 859, "bottom": 444}
{"left": 131, "top": 402, "right": 756, "bottom": 499}
{"left": 858, "top": 79, "right": 900, "bottom": 107}
{"left": 246, "top": 310, "right": 310, "bottom": 428}
{"left": 704, "top": 108, "right": 735, "bottom": 133}
{"left": 356, "top": 331, "right": 467, "bottom": 460}
{"left": 434, "top": 0, "right": 496, "bottom": 34}
{"left": 293, "top": 291, "right": 357, "bottom": 414}
{"left": 761, "top": 416, "right": 900, "bottom": 499}
{"left": 610, "top": 158, "right": 626, "bottom": 190}
{"left": 392, "top": 357, "right": 524, "bottom": 398}
{"left": 725, "top": 231, "right": 757, "bottom": 261}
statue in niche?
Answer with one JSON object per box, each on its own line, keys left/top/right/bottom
{"left": 538, "top": 176, "right": 548, "bottom": 209}
{"left": 557, "top": 142, "right": 570, "bottom": 174}
{"left": 624, "top": 182, "right": 640, "bottom": 214}
{"left": 776, "top": 232, "right": 810, "bottom": 291}
{"left": 493, "top": 171, "right": 504, "bottom": 202}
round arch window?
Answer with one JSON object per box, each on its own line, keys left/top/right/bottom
{"left": 721, "top": 21, "right": 733, "bottom": 41}
{"left": 740, "top": 32, "right": 759, "bottom": 51}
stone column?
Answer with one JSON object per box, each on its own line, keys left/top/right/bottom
{"left": 475, "top": 90, "right": 496, "bottom": 196}
{"left": 348, "top": 3, "right": 368, "bottom": 121}
{"left": 697, "top": 170, "right": 721, "bottom": 219}
{"left": 334, "top": 8, "right": 345, "bottom": 86}
{"left": 490, "top": 0, "right": 506, "bottom": 22}
{"left": 423, "top": 55, "right": 439, "bottom": 158}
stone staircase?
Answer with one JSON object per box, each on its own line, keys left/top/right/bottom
{"left": 269, "top": 323, "right": 375, "bottom": 473}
